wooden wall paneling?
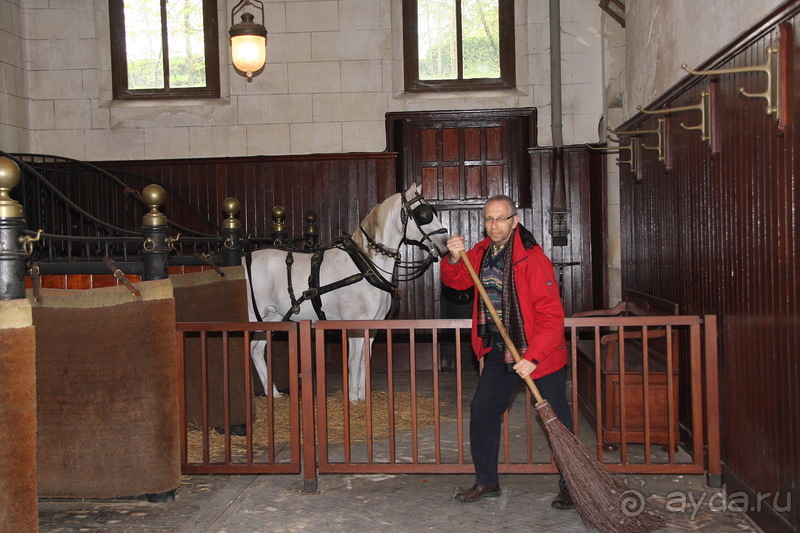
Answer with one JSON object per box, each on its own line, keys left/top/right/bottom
{"left": 387, "top": 108, "right": 536, "bottom": 319}
{"left": 95, "top": 154, "right": 399, "bottom": 247}
{"left": 214, "top": 161, "right": 228, "bottom": 223}
{"left": 387, "top": 108, "right": 536, "bottom": 209}
{"left": 528, "top": 146, "right": 599, "bottom": 317}
{"left": 588, "top": 147, "right": 607, "bottom": 309}
{"left": 238, "top": 159, "right": 255, "bottom": 235}
{"left": 561, "top": 149, "right": 592, "bottom": 315}
{"left": 669, "top": 82, "right": 714, "bottom": 442}
{"left": 720, "top": 35, "right": 766, "bottom": 496}
{"left": 316, "top": 160, "right": 335, "bottom": 246}
{"left": 618, "top": 10, "right": 800, "bottom": 531}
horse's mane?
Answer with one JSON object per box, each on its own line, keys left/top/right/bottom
{"left": 352, "top": 192, "right": 400, "bottom": 253}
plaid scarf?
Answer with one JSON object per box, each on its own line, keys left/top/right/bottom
{"left": 476, "top": 228, "right": 528, "bottom": 364}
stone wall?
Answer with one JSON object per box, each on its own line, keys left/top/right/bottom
{"left": 3, "top": 0, "right": 603, "bottom": 160}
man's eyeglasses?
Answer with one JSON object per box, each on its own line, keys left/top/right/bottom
{"left": 483, "top": 215, "right": 515, "bottom": 224}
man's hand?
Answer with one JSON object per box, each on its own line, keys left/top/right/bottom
{"left": 513, "top": 358, "right": 537, "bottom": 379}
{"left": 446, "top": 235, "right": 466, "bottom": 264}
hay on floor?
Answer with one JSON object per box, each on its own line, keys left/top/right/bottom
{"left": 186, "top": 390, "right": 446, "bottom": 463}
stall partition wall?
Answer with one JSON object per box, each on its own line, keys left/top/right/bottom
{"left": 616, "top": 5, "right": 800, "bottom": 532}
{"left": 94, "top": 114, "right": 603, "bottom": 320}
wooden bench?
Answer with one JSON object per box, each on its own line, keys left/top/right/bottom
{"left": 572, "top": 290, "right": 680, "bottom": 450}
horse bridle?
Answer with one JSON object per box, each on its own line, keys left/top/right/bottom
{"left": 356, "top": 189, "right": 448, "bottom": 283}
{"left": 400, "top": 189, "right": 448, "bottom": 249}
{"left": 357, "top": 189, "right": 447, "bottom": 260}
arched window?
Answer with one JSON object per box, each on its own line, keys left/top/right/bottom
{"left": 403, "top": 0, "right": 515, "bottom": 92}
{"left": 109, "top": 0, "right": 220, "bottom": 100}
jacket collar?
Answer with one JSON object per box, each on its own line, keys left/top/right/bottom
{"left": 476, "top": 224, "right": 539, "bottom": 262}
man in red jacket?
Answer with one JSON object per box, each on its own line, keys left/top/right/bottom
{"left": 441, "top": 194, "right": 574, "bottom": 509}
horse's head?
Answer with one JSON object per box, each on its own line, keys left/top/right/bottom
{"left": 399, "top": 183, "right": 449, "bottom": 259}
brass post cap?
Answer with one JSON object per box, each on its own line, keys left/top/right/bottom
{"left": 0, "top": 156, "right": 23, "bottom": 219}
{"left": 304, "top": 210, "right": 317, "bottom": 234}
{"left": 222, "top": 197, "right": 242, "bottom": 229}
{"left": 142, "top": 184, "right": 167, "bottom": 226}
{"left": 272, "top": 205, "right": 286, "bottom": 231}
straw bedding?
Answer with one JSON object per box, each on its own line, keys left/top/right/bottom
{"left": 187, "top": 390, "right": 444, "bottom": 461}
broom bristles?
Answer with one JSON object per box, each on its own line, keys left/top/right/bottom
{"left": 535, "top": 401, "right": 667, "bottom": 533}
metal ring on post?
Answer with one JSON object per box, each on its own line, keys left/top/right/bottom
{"left": 143, "top": 238, "right": 156, "bottom": 252}
{"left": 224, "top": 237, "right": 235, "bottom": 249}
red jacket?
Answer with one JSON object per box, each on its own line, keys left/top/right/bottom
{"left": 440, "top": 225, "right": 567, "bottom": 379}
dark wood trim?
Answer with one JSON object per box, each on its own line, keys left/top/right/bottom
{"left": 97, "top": 152, "right": 399, "bottom": 168}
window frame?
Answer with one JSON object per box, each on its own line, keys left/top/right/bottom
{"left": 109, "top": 0, "right": 221, "bottom": 100}
{"left": 402, "top": 0, "right": 515, "bottom": 93}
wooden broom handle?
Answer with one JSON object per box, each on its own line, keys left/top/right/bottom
{"left": 459, "top": 251, "right": 545, "bottom": 404}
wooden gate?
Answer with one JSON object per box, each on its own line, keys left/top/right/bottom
{"left": 176, "top": 316, "right": 720, "bottom": 489}
{"left": 176, "top": 322, "right": 304, "bottom": 475}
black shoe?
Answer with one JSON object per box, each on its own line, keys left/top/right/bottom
{"left": 551, "top": 486, "right": 574, "bottom": 510}
{"left": 455, "top": 483, "right": 501, "bottom": 502}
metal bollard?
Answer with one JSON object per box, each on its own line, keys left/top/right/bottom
{"left": 0, "top": 157, "right": 27, "bottom": 300}
{"left": 221, "top": 197, "right": 243, "bottom": 267}
{"left": 141, "top": 184, "right": 174, "bottom": 281}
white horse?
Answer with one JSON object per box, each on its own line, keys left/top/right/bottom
{"left": 243, "top": 183, "right": 449, "bottom": 401}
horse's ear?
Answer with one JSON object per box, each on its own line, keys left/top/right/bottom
{"left": 404, "top": 182, "right": 420, "bottom": 196}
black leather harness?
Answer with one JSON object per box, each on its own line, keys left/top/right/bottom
{"left": 245, "top": 189, "right": 445, "bottom": 323}
{"left": 245, "top": 234, "right": 399, "bottom": 323}
{"left": 278, "top": 235, "right": 398, "bottom": 321}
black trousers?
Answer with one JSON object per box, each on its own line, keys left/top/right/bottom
{"left": 469, "top": 342, "right": 574, "bottom": 488}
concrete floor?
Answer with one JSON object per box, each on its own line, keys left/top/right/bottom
{"left": 38, "top": 369, "right": 760, "bottom": 532}
{"left": 38, "top": 471, "right": 762, "bottom": 532}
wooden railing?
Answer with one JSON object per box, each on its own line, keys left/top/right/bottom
{"left": 175, "top": 315, "right": 720, "bottom": 490}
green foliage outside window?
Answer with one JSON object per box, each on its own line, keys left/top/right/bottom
{"left": 418, "top": 0, "right": 499, "bottom": 81}
{"left": 123, "top": 0, "right": 207, "bottom": 90}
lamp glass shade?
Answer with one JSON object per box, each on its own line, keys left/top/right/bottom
{"left": 231, "top": 34, "right": 267, "bottom": 76}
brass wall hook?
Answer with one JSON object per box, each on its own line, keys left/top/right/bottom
{"left": 586, "top": 136, "right": 637, "bottom": 175}
{"left": 637, "top": 92, "right": 713, "bottom": 147}
{"left": 681, "top": 42, "right": 782, "bottom": 123}
{"left": 677, "top": 92, "right": 711, "bottom": 144}
{"left": 617, "top": 137, "right": 637, "bottom": 175}
{"left": 608, "top": 118, "right": 666, "bottom": 163}
{"left": 585, "top": 135, "right": 625, "bottom": 153}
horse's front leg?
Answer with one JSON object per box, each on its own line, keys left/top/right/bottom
{"left": 346, "top": 333, "right": 372, "bottom": 402}
{"left": 250, "top": 335, "right": 281, "bottom": 397}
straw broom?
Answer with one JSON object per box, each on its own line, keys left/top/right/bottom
{"left": 459, "top": 251, "right": 666, "bottom": 533}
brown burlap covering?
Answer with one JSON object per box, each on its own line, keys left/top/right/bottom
{"left": 171, "top": 266, "right": 260, "bottom": 429}
{"left": 0, "top": 299, "right": 38, "bottom": 532}
{"left": 30, "top": 280, "right": 181, "bottom": 499}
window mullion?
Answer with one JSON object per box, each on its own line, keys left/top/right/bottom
{"left": 455, "top": 0, "right": 463, "bottom": 81}
{"left": 160, "top": 0, "right": 171, "bottom": 90}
